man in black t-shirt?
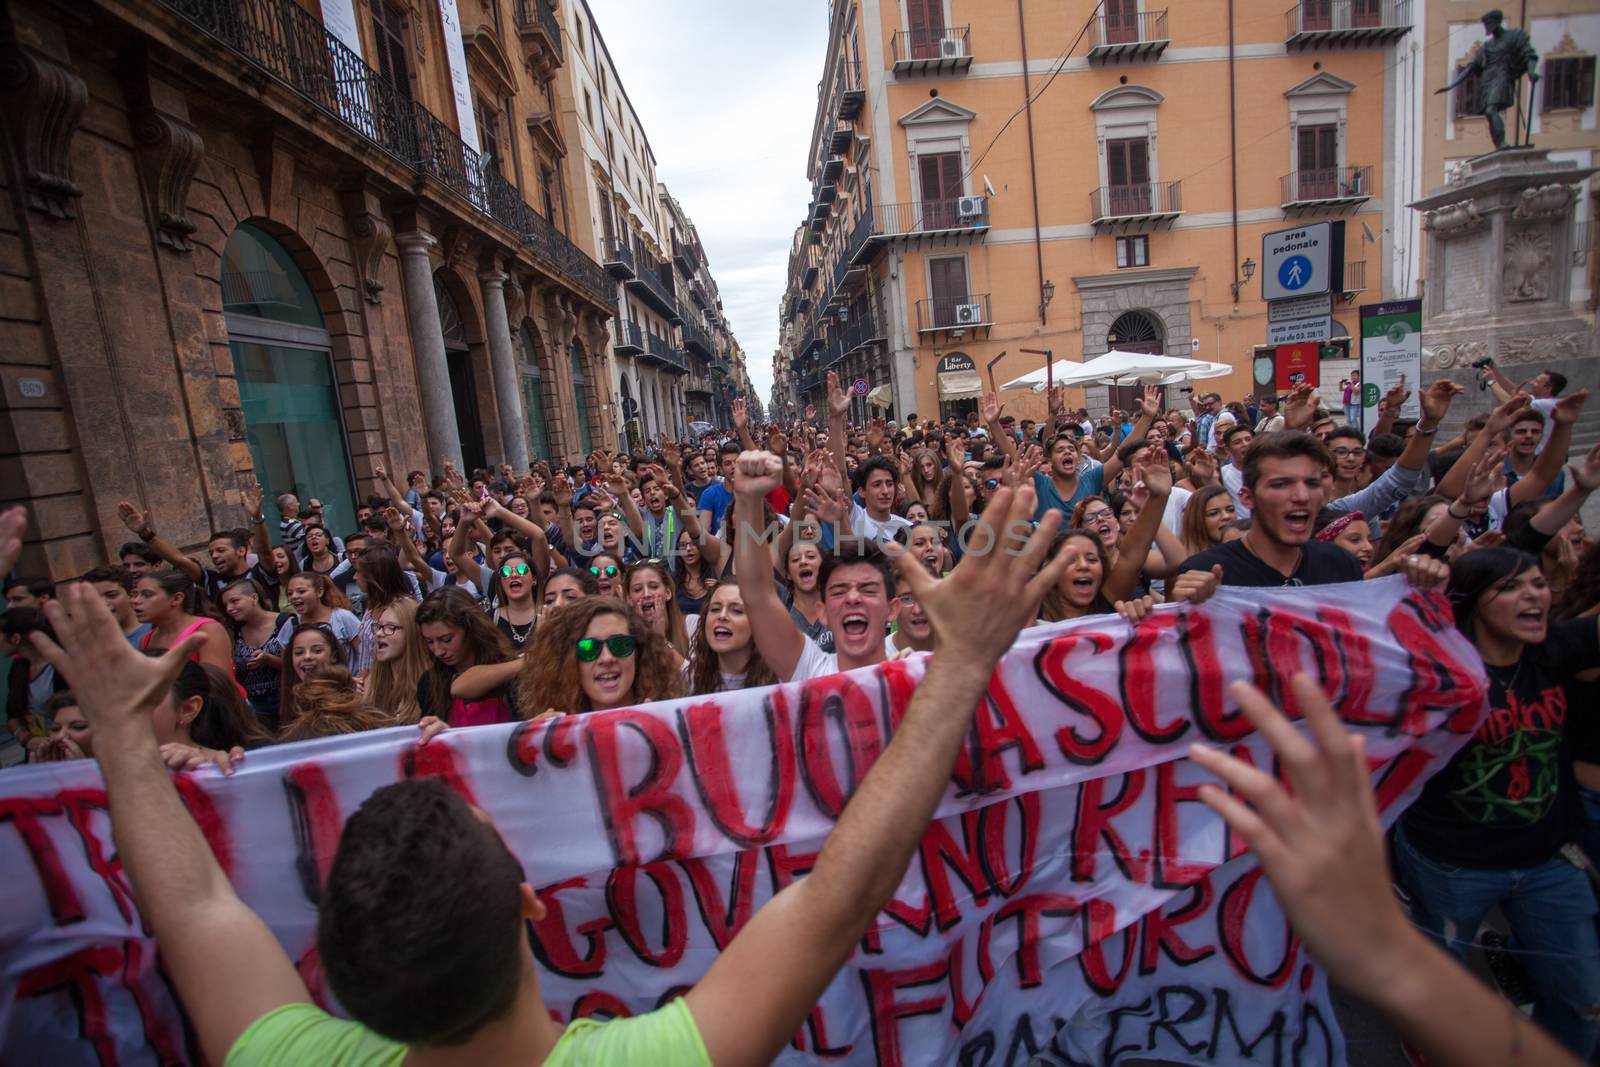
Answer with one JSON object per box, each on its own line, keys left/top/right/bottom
{"left": 1178, "top": 432, "right": 1364, "bottom": 587}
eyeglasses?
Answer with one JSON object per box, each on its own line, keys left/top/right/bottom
{"left": 1331, "top": 446, "right": 1367, "bottom": 459}
{"left": 1080, "top": 508, "right": 1115, "bottom": 523}
{"left": 500, "top": 562, "right": 530, "bottom": 578}
{"left": 576, "top": 634, "right": 637, "bottom": 662}
{"left": 372, "top": 622, "right": 401, "bottom": 637}
{"left": 590, "top": 564, "right": 620, "bottom": 578}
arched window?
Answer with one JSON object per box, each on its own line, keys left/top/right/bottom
{"left": 1107, "top": 310, "right": 1164, "bottom": 354}
{"left": 433, "top": 274, "right": 486, "bottom": 473}
{"left": 518, "top": 322, "right": 551, "bottom": 462}
{"left": 221, "top": 223, "right": 356, "bottom": 536}
{"left": 569, "top": 341, "right": 593, "bottom": 456}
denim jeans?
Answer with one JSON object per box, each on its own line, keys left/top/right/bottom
{"left": 1392, "top": 825, "right": 1600, "bottom": 1057}
{"left": 1344, "top": 403, "right": 1361, "bottom": 428}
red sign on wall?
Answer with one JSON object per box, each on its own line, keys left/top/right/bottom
{"left": 1275, "top": 342, "right": 1321, "bottom": 390}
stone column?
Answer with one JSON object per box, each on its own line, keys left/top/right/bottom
{"left": 479, "top": 269, "right": 530, "bottom": 473}
{"left": 396, "top": 231, "right": 463, "bottom": 472}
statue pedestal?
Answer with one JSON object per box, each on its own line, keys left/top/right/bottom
{"left": 1413, "top": 147, "right": 1597, "bottom": 441}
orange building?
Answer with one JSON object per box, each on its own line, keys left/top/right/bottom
{"left": 780, "top": 0, "right": 1420, "bottom": 422}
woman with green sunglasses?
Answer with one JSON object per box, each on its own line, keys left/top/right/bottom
{"left": 517, "top": 598, "right": 682, "bottom": 716}
{"left": 586, "top": 552, "right": 624, "bottom": 598}
{"left": 488, "top": 551, "right": 538, "bottom": 650}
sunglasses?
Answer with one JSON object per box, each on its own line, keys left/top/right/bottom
{"left": 576, "top": 634, "right": 637, "bottom": 662}
{"left": 500, "top": 562, "right": 531, "bottom": 578}
{"left": 590, "top": 564, "right": 620, "bottom": 578}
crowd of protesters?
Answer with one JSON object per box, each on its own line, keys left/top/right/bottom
{"left": 3, "top": 352, "right": 1599, "bottom": 1066}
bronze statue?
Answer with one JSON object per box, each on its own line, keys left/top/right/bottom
{"left": 1436, "top": 9, "right": 1540, "bottom": 151}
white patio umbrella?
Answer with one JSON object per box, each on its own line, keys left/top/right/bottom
{"left": 1158, "top": 360, "right": 1234, "bottom": 386}
{"left": 1000, "top": 350, "right": 1212, "bottom": 393}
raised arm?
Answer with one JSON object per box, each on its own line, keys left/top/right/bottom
{"left": 32, "top": 585, "right": 309, "bottom": 1067}
{"left": 1435, "top": 392, "right": 1527, "bottom": 501}
{"left": 732, "top": 451, "right": 806, "bottom": 681}
{"left": 607, "top": 472, "right": 646, "bottom": 546}
{"left": 371, "top": 463, "right": 408, "bottom": 508}
{"left": 116, "top": 502, "right": 203, "bottom": 583}
{"left": 685, "top": 485, "right": 1071, "bottom": 1067}
{"left": 1102, "top": 385, "right": 1161, "bottom": 485}
{"left": 1507, "top": 389, "right": 1589, "bottom": 508}
{"left": 981, "top": 390, "right": 1017, "bottom": 463}
{"left": 482, "top": 497, "right": 551, "bottom": 586}
{"left": 1529, "top": 442, "right": 1600, "bottom": 536}
{"left": 1104, "top": 445, "right": 1170, "bottom": 603}
{"left": 733, "top": 398, "right": 756, "bottom": 452}
{"left": 944, "top": 436, "right": 971, "bottom": 531}
{"left": 240, "top": 478, "right": 273, "bottom": 570}
{"left": 824, "top": 371, "right": 852, "bottom": 489}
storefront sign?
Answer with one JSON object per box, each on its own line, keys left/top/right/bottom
{"left": 1360, "top": 300, "right": 1423, "bottom": 427}
{"left": 1275, "top": 341, "right": 1321, "bottom": 389}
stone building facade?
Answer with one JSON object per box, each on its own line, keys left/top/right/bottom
{"left": 0, "top": 0, "right": 617, "bottom": 578}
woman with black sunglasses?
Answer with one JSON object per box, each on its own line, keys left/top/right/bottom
{"left": 488, "top": 551, "right": 538, "bottom": 650}
{"left": 517, "top": 598, "right": 681, "bottom": 716}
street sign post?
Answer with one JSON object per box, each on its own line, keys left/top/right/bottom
{"left": 1359, "top": 300, "right": 1423, "bottom": 427}
{"left": 1261, "top": 221, "right": 1344, "bottom": 301}
{"left": 851, "top": 377, "right": 870, "bottom": 397}
{"left": 1266, "top": 316, "right": 1333, "bottom": 346}
{"left": 1266, "top": 292, "right": 1334, "bottom": 323}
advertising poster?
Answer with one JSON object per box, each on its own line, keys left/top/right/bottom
{"left": 1359, "top": 300, "right": 1423, "bottom": 428}
{"left": 1274, "top": 341, "right": 1321, "bottom": 390}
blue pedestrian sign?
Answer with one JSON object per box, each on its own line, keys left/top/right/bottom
{"left": 1278, "top": 255, "right": 1312, "bottom": 292}
{"left": 1261, "top": 221, "right": 1341, "bottom": 301}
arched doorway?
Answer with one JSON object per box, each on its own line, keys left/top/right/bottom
{"left": 569, "top": 340, "right": 593, "bottom": 456}
{"left": 517, "top": 321, "right": 552, "bottom": 463}
{"left": 1106, "top": 309, "right": 1167, "bottom": 411}
{"left": 435, "top": 273, "right": 486, "bottom": 473}
{"left": 221, "top": 222, "right": 357, "bottom": 536}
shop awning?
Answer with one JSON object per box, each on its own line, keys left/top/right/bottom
{"left": 937, "top": 371, "right": 983, "bottom": 399}
{"left": 867, "top": 384, "right": 894, "bottom": 409}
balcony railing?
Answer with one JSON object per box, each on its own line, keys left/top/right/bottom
{"left": 645, "top": 332, "right": 688, "bottom": 372}
{"left": 916, "top": 293, "right": 992, "bottom": 333}
{"left": 1089, "top": 181, "right": 1183, "bottom": 226}
{"left": 673, "top": 235, "right": 698, "bottom": 276}
{"left": 1343, "top": 259, "right": 1367, "bottom": 295}
{"left": 680, "top": 316, "right": 715, "bottom": 358}
{"left": 1088, "top": 10, "right": 1171, "bottom": 61}
{"left": 1281, "top": 166, "right": 1373, "bottom": 209}
{"left": 839, "top": 308, "right": 882, "bottom": 353}
{"left": 1286, "top": 0, "right": 1412, "bottom": 48}
{"left": 614, "top": 319, "right": 644, "bottom": 355}
{"left": 626, "top": 259, "right": 681, "bottom": 322}
{"left": 157, "top": 0, "right": 612, "bottom": 312}
{"left": 603, "top": 239, "right": 637, "bottom": 280}
{"left": 872, "top": 197, "right": 990, "bottom": 240}
{"left": 835, "top": 60, "right": 865, "bottom": 121}
{"left": 891, "top": 26, "right": 973, "bottom": 74}
{"left": 513, "top": 0, "right": 563, "bottom": 61}
{"left": 845, "top": 202, "right": 876, "bottom": 263}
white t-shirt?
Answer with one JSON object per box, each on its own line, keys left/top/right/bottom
{"left": 788, "top": 636, "right": 840, "bottom": 681}
{"left": 1220, "top": 464, "right": 1250, "bottom": 520}
{"left": 276, "top": 608, "right": 363, "bottom": 662}
{"left": 1162, "top": 485, "right": 1193, "bottom": 534}
{"left": 1531, "top": 397, "right": 1558, "bottom": 452}
{"left": 850, "top": 503, "right": 912, "bottom": 545}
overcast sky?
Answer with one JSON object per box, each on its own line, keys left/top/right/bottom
{"left": 589, "top": 0, "right": 827, "bottom": 403}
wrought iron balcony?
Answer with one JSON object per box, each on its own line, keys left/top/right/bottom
{"left": 614, "top": 319, "right": 644, "bottom": 356}
{"left": 680, "top": 316, "right": 715, "bottom": 358}
{"left": 513, "top": 0, "right": 563, "bottom": 63}
{"left": 820, "top": 157, "right": 843, "bottom": 183}
{"left": 603, "top": 239, "right": 637, "bottom": 280}
{"left": 891, "top": 27, "right": 973, "bottom": 75}
{"left": 626, "top": 259, "right": 681, "bottom": 323}
{"left": 845, "top": 202, "right": 876, "bottom": 264}
{"left": 869, "top": 197, "right": 990, "bottom": 244}
{"left": 156, "top": 0, "right": 612, "bottom": 312}
{"left": 1280, "top": 166, "right": 1373, "bottom": 210}
{"left": 644, "top": 331, "right": 688, "bottom": 372}
{"left": 1286, "top": 0, "right": 1411, "bottom": 49}
{"left": 839, "top": 308, "right": 883, "bottom": 353}
{"left": 916, "top": 293, "right": 992, "bottom": 333}
{"left": 1089, "top": 181, "right": 1183, "bottom": 228}
{"left": 835, "top": 60, "right": 865, "bottom": 121}
{"left": 1088, "top": 10, "right": 1170, "bottom": 62}
{"left": 673, "top": 235, "right": 698, "bottom": 276}
{"left": 828, "top": 126, "right": 853, "bottom": 157}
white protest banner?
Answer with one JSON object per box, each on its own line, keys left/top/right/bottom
{"left": 0, "top": 580, "right": 1486, "bottom": 1066}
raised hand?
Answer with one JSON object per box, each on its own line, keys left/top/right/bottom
{"left": 1485, "top": 392, "right": 1531, "bottom": 435}
{"left": 373, "top": 463, "right": 388, "bottom": 481}
{"left": 1460, "top": 445, "right": 1506, "bottom": 505}
{"left": 31, "top": 583, "right": 202, "bottom": 737}
{"left": 1380, "top": 373, "right": 1411, "bottom": 416}
{"left": 1551, "top": 387, "right": 1591, "bottom": 425}
{"left": 892, "top": 484, "right": 1073, "bottom": 663}
{"left": 240, "top": 478, "right": 264, "bottom": 520}
{"left": 1139, "top": 383, "right": 1162, "bottom": 419}
{"left": 1046, "top": 384, "right": 1065, "bottom": 417}
{"left": 1282, "top": 382, "right": 1321, "bottom": 430}
{"left": 1134, "top": 444, "right": 1172, "bottom": 498}
{"left": 825, "top": 372, "right": 851, "bottom": 418}
{"left": 865, "top": 418, "right": 886, "bottom": 452}
{"left": 733, "top": 450, "right": 784, "bottom": 499}
{"left": 551, "top": 474, "right": 574, "bottom": 509}
{"left": 733, "top": 398, "right": 749, "bottom": 430}
{"left": 803, "top": 483, "right": 846, "bottom": 526}
{"left": 980, "top": 390, "right": 1002, "bottom": 425}
{"left": 0, "top": 506, "right": 27, "bottom": 579}
{"left": 1366, "top": 534, "right": 1427, "bottom": 578}
{"left": 117, "top": 500, "right": 152, "bottom": 536}
{"left": 1569, "top": 441, "right": 1600, "bottom": 492}
{"left": 1418, "top": 379, "right": 1463, "bottom": 425}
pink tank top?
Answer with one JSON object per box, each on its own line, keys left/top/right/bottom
{"left": 142, "top": 618, "right": 236, "bottom": 681}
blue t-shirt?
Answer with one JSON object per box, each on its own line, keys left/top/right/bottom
{"left": 1032, "top": 464, "right": 1105, "bottom": 524}
{"left": 699, "top": 481, "right": 735, "bottom": 534}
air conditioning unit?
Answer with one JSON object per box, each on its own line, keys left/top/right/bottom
{"left": 954, "top": 303, "right": 984, "bottom": 325}
{"left": 939, "top": 37, "right": 965, "bottom": 59}
{"left": 956, "top": 195, "right": 984, "bottom": 219}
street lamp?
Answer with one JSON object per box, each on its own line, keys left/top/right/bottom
{"left": 1038, "top": 278, "right": 1055, "bottom": 321}
{"left": 1230, "top": 258, "right": 1256, "bottom": 302}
